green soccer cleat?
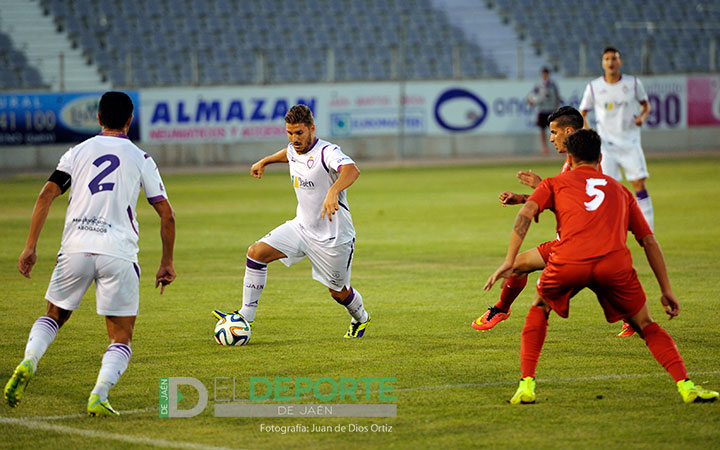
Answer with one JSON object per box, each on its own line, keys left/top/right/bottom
{"left": 87, "top": 394, "right": 120, "bottom": 417}
{"left": 510, "top": 377, "right": 536, "bottom": 404}
{"left": 677, "top": 379, "right": 719, "bottom": 404}
{"left": 212, "top": 309, "right": 253, "bottom": 328}
{"left": 343, "top": 313, "right": 371, "bottom": 339}
{"left": 4, "top": 360, "right": 34, "bottom": 408}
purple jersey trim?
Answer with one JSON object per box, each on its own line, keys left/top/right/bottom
{"left": 338, "top": 201, "right": 349, "bottom": 212}
{"left": 132, "top": 262, "right": 140, "bottom": 279}
{"left": 98, "top": 132, "right": 129, "bottom": 139}
{"left": 321, "top": 145, "right": 330, "bottom": 173}
{"left": 144, "top": 153, "right": 150, "bottom": 159}
{"left": 147, "top": 195, "right": 166, "bottom": 204}
{"left": 127, "top": 206, "right": 139, "bottom": 235}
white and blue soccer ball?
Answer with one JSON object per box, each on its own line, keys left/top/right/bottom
{"left": 214, "top": 314, "right": 251, "bottom": 346}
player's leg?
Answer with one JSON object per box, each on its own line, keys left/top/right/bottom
{"left": 88, "top": 256, "right": 139, "bottom": 416}
{"left": 88, "top": 315, "right": 135, "bottom": 417}
{"left": 511, "top": 292, "right": 551, "bottom": 405}
{"left": 626, "top": 305, "right": 718, "bottom": 403}
{"left": 213, "top": 222, "right": 299, "bottom": 324}
{"left": 306, "top": 238, "right": 369, "bottom": 338}
{"left": 622, "top": 146, "right": 653, "bottom": 230}
{"left": 331, "top": 286, "right": 370, "bottom": 339}
{"left": 473, "top": 246, "right": 546, "bottom": 331}
{"left": 5, "top": 253, "right": 90, "bottom": 408}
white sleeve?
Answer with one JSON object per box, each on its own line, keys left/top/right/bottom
{"left": 324, "top": 146, "right": 355, "bottom": 172}
{"left": 56, "top": 147, "right": 74, "bottom": 174}
{"left": 140, "top": 156, "right": 167, "bottom": 204}
{"left": 635, "top": 77, "right": 649, "bottom": 103}
{"left": 579, "top": 82, "right": 594, "bottom": 112}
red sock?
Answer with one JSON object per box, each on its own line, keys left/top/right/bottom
{"left": 520, "top": 306, "right": 548, "bottom": 378}
{"left": 496, "top": 276, "right": 528, "bottom": 312}
{"left": 640, "top": 322, "right": 687, "bottom": 382}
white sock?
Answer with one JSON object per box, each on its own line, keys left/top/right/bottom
{"left": 239, "top": 257, "right": 267, "bottom": 323}
{"left": 341, "top": 288, "right": 368, "bottom": 323}
{"left": 636, "top": 190, "right": 654, "bottom": 231}
{"left": 91, "top": 343, "right": 132, "bottom": 401}
{"left": 24, "top": 316, "right": 59, "bottom": 373}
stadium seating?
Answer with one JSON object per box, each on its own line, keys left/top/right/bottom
{"left": 36, "top": 0, "right": 501, "bottom": 87}
{"left": 496, "top": 0, "right": 720, "bottom": 76}
{"left": 0, "top": 31, "right": 47, "bottom": 89}
{"left": 5, "top": 0, "right": 718, "bottom": 89}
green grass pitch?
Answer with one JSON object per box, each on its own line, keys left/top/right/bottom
{"left": 1, "top": 155, "right": 719, "bottom": 449}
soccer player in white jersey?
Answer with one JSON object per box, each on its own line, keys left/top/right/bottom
{"left": 580, "top": 47, "right": 653, "bottom": 228}
{"left": 580, "top": 47, "right": 652, "bottom": 337}
{"left": 4, "top": 92, "right": 176, "bottom": 416}
{"left": 213, "top": 104, "right": 370, "bottom": 338}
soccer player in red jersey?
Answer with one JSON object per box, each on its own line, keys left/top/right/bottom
{"left": 472, "top": 106, "right": 583, "bottom": 332}
{"left": 484, "top": 129, "right": 718, "bottom": 404}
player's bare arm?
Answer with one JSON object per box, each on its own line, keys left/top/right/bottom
{"left": 639, "top": 234, "right": 679, "bottom": 318}
{"left": 322, "top": 164, "right": 360, "bottom": 222}
{"left": 250, "top": 148, "right": 289, "bottom": 179}
{"left": 580, "top": 110, "right": 590, "bottom": 129}
{"left": 18, "top": 181, "right": 63, "bottom": 278}
{"left": 152, "top": 199, "right": 176, "bottom": 294}
{"left": 484, "top": 201, "right": 538, "bottom": 290}
{"left": 499, "top": 191, "right": 529, "bottom": 206}
{"left": 517, "top": 169, "right": 542, "bottom": 189}
{"left": 634, "top": 100, "right": 651, "bottom": 126}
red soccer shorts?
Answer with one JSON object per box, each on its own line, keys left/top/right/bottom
{"left": 536, "top": 239, "right": 558, "bottom": 263}
{"left": 537, "top": 250, "right": 646, "bottom": 322}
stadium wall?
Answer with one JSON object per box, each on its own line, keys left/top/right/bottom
{"left": 1, "top": 75, "right": 719, "bottom": 171}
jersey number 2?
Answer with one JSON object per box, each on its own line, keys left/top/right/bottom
{"left": 89, "top": 154, "right": 120, "bottom": 194}
{"left": 584, "top": 178, "right": 607, "bottom": 211}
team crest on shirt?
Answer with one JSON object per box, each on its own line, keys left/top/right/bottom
{"left": 307, "top": 156, "right": 315, "bottom": 169}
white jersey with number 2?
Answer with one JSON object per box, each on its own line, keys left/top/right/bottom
{"left": 56, "top": 134, "right": 167, "bottom": 262}
{"left": 286, "top": 138, "right": 355, "bottom": 246}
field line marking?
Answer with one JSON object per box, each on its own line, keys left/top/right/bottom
{"left": 0, "top": 416, "right": 241, "bottom": 450}
{"left": 35, "top": 407, "right": 156, "bottom": 420}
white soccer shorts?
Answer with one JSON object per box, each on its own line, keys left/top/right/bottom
{"left": 601, "top": 141, "right": 650, "bottom": 182}
{"left": 45, "top": 253, "right": 140, "bottom": 316}
{"left": 259, "top": 220, "right": 354, "bottom": 291}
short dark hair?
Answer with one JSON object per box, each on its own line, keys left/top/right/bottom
{"left": 98, "top": 91, "right": 133, "bottom": 130}
{"left": 565, "top": 129, "right": 602, "bottom": 163}
{"left": 285, "top": 104, "right": 314, "bottom": 126}
{"left": 547, "top": 106, "right": 584, "bottom": 130}
{"left": 541, "top": 66, "right": 550, "bottom": 73}
{"left": 602, "top": 46, "right": 620, "bottom": 57}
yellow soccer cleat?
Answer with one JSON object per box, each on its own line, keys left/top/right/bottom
{"left": 343, "top": 313, "right": 371, "bottom": 339}
{"left": 4, "top": 360, "right": 34, "bottom": 408}
{"left": 87, "top": 394, "right": 120, "bottom": 417}
{"left": 677, "top": 379, "right": 719, "bottom": 404}
{"left": 510, "top": 377, "right": 536, "bottom": 405}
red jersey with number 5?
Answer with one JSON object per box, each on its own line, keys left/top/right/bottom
{"left": 527, "top": 165, "right": 652, "bottom": 264}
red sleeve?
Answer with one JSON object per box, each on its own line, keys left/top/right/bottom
{"left": 628, "top": 194, "right": 652, "bottom": 241}
{"left": 528, "top": 178, "right": 553, "bottom": 213}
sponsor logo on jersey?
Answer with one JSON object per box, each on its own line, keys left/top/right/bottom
{"left": 292, "top": 175, "right": 315, "bottom": 189}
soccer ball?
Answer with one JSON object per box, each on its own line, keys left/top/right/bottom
{"left": 214, "top": 314, "right": 251, "bottom": 346}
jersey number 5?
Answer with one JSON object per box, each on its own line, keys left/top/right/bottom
{"left": 89, "top": 154, "right": 120, "bottom": 194}
{"left": 584, "top": 178, "right": 607, "bottom": 211}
